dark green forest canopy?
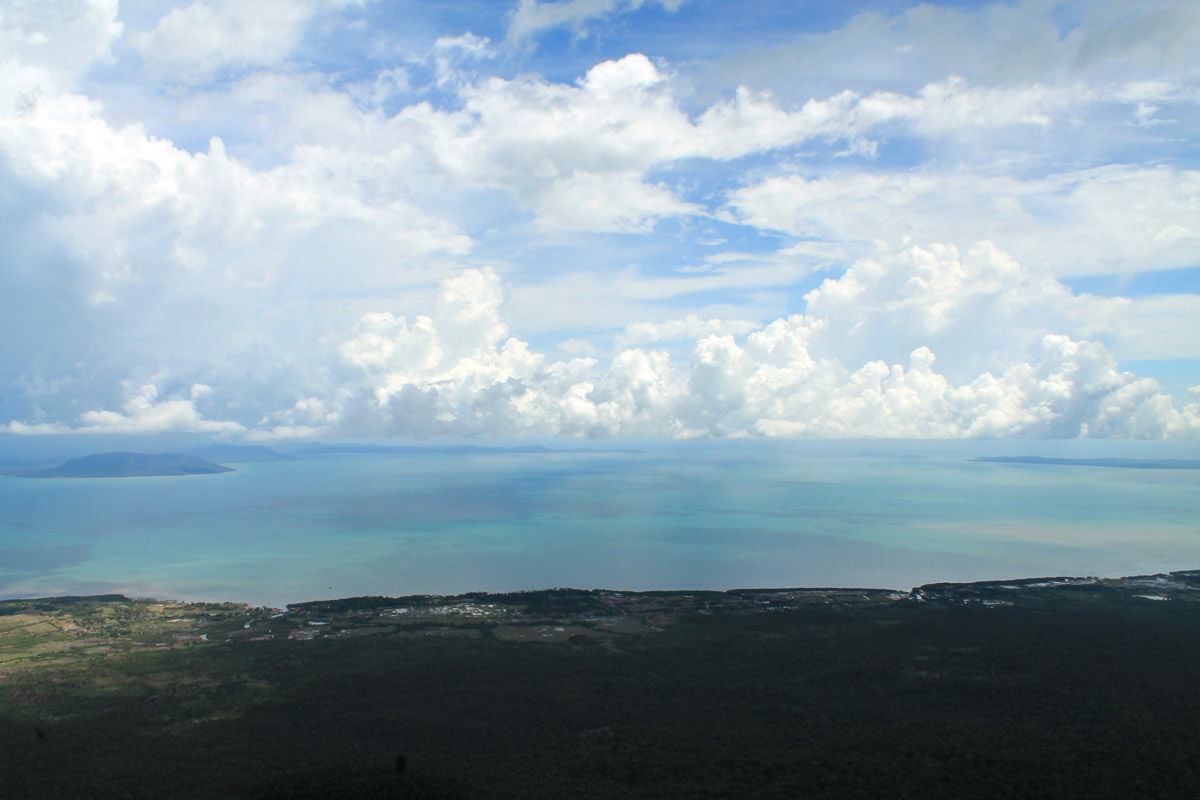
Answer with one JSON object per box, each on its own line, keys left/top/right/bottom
{"left": 2, "top": 571, "right": 1198, "bottom": 799}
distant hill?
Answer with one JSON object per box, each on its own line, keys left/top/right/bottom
{"left": 291, "top": 443, "right": 555, "bottom": 456}
{"left": 289, "top": 443, "right": 641, "bottom": 456}
{"left": 32, "top": 452, "right": 234, "bottom": 478}
{"left": 187, "top": 443, "right": 289, "bottom": 462}
{"left": 973, "top": 455, "right": 1200, "bottom": 469}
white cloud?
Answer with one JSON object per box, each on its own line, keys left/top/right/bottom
{"left": 318, "top": 267, "right": 546, "bottom": 435}
{"left": 98, "top": 29, "right": 1196, "bottom": 258}
{"left": 345, "top": 66, "right": 411, "bottom": 110}
{"left": 433, "top": 32, "right": 495, "bottom": 83}
{"left": 1, "top": 88, "right": 471, "bottom": 293}
{"left": 5, "top": 421, "right": 71, "bottom": 435}
{"left": 393, "top": 58, "right": 1063, "bottom": 232}
{"left": 7, "top": 382, "right": 243, "bottom": 435}
{"left": 616, "top": 314, "right": 759, "bottom": 348}
{"left": 0, "top": 0, "right": 122, "bottom": 101}
{"left": 387, "top": 55, "right": 1192, "bottom": 240}
{"left": 10, "top": 242, "right": 1196, "bottom": 440}
{"left": 795, "top": 241, "right": 1130, "bottom": 381}
{"left": 695, "top": 76, "right": 1088, "bottom": 159}
{"left": 134, "top": 0, "right": 360, "bottom": 85}
{"left": 0, "top": 0, "right": 122, "bottom": 69}
{"left": 406, "top": 53, "right": 704, "bottom": 231}
{"left": 728, "top": 166, "right": 1200, "bottom": 277}
{"left": 532, "top": 170, "right": 697, "bottom": 232}
{"left": 507, "top": 0, "right": 689, "bottom": 45}
{"left": 70, "top": 383, "right": 243, "bottom": 434}
{"left": 715, "top": 0, "right": 1200, "bottom": 99}
{"left": 249, "top": 243, "right": 1199, "bottom": 441}
{"left": 557, "top": 338, "right": 598, "bottom": 356}
{"left": 2, "top": 1, "right": 1195, "bottom": 442}
{"left": 0, "top": 70, "right": 473, "bottom": 430}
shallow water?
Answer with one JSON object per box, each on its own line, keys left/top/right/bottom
{"left": 1, "top": 440, "right": 1197, "bottom": 607}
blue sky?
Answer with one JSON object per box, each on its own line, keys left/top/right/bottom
{"left": 1, "top": 0, "right": 1198, "bottom": 440}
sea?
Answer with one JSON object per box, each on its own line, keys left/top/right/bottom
{"left": 1, "top": 439, "right": 1197, "bottom": 608}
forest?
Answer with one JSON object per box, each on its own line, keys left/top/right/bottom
{"left": 2, "top": 574, "right": 1198, "bottom": 798}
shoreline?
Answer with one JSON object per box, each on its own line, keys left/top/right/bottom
{"left": 4, "top": 567, "right": 1198, "bottom": 613}
{"left": 2, "top": 569, "right": 1196, "bottom": 671}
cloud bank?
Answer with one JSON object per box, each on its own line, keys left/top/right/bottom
{"left": 1, "top": 0, "right": 1197, "bottom": 441}
{"left": 245, "top": 243, "right": 1197, "bottom": 440}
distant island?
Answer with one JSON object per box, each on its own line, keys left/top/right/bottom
{"left": 0, "top": 442, "right": 650, "bottom": 479}
{"left": 973, "top": 455, "right": 1200, "bottom": 469}
{"left": 23, "top": 452, "right": 233, "bottom": 478}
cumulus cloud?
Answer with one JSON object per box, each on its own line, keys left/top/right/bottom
{"left": 404, "top": 53, "right": 704, "bottom": 232}
{"left": 2, "top": 1, "right": 1195, "bottom": 443}
{"left": 0, "top": 70, "right": 473, "bottom": 427}
{"left": 616, "top": 315, "right": 759, "bottom": 348}
{"left": 9, "top": 242, "right": 1197, "bottom": 440}
{"left": 326, "top": 267, "right": 546, "bottom": 435}
{"left": 385, "top": 53, "right": 1191, "bottom": 236}
{"left": 248, "top": 243, "right": 1199, "bottom": 441}
{"left": 7, "top": 383, "right": 243, "bottom": 435}
{"left": 796, "top": 242, "right": 1131, "bottom": 380}
{"left": 74, "top": 383, "right": 243, "bottom": 434}
{"left": 2, "top": 87, "right": 470, "bottom": 292}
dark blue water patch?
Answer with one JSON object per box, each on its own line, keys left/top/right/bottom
{"left": 246, "top": 463, "right": 659, "bottom": 528}
{"left": 0, "top": 544, "right": 89, "bottom": 580}
{"left": 309, "top": 487, "right": 538, "bottom": 528}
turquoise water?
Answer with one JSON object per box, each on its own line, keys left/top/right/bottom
{"left": 1, "top": 440, "right": 1197, "bottom": 607}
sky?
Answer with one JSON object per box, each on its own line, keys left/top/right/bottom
{"left": 1, "top": 0, "right": 1198, "bottom": 441}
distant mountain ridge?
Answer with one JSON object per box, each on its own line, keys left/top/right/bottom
{"left": 973, "top": 455, "right": 1200, "bottom": 469}
{"left": 289, "top": 443, "right": 641, "bottom": 456}
{"left": 0, "top": 442, "right": 644, "bottom": 477}
{"left": 31, "top": 452, "right": 233, "bottom": 478}
{"left": 187, "top": 443, "right": 289, "bottom": 462}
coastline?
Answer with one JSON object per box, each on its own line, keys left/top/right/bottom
{"left": 3, "top": 568, "right": 1196, "bottom": 670}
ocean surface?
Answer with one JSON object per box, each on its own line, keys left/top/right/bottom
{"left": 1, "top": 439, "right": 1198, "bottom": 608}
